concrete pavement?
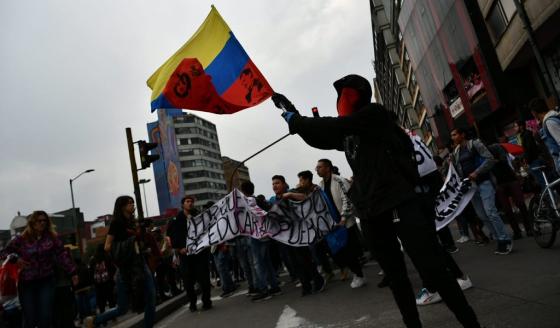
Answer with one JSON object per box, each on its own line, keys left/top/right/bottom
{"left": 117, "top": 233, "right": 560, "bottom": 328}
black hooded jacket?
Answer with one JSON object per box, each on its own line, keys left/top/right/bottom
{"left": 287, "top": 75, "right": 417, "bottom": 217}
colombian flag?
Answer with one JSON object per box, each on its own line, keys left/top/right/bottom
{"left": 147, "top": 6, "right": 273, "bottom": 114}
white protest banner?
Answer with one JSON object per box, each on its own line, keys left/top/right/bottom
{"left": 265, "top": 189, "right": 337, "bottom": 247}
{"left": 407, "top": 130, "right": 438, "bottom": 177}
{"left": 434, "top": 163, "right": 475, "bottom": 230}
{"left": 185, "top": 189, "right": 337, "bottom": 254}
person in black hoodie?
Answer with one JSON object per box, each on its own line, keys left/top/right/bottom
{"left": 167, "top": 195, "right": 212, "bottom": 312}
{"left": 272, "top": 74, "right": 480, "bottom": 328}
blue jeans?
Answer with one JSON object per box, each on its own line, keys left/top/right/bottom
{"left": 470, "top": 180, "right": 511, "bottom": 241}
{"left": 213, "top": 250, "right": 235, "bottom": 293}
{"left": 95, "top": 264, "right": 156, "bottom": 328}
{"left": 250, "top": 239, "right": 278, "bottom": 291}
{"left": 19, "top": 276, "right": 55, "bottom": 328}
{"left": 235, "top": 237, "right": 256, "bottom": 290}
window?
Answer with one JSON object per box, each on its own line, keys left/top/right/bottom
{"left": 486, "top": 0, "right": 517, "bottom": 42}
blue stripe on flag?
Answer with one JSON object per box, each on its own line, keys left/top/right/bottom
{"left": 205, "top": 32, "right": 250, "bottom": 95}
{"left": 151, "top": 94, "right": 174, "bottom": 111}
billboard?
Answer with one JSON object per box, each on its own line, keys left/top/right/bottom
{"left": 147, "top": 109, "right": 184, "bottom": 214}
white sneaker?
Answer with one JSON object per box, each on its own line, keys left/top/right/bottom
{"left": 456, "top": 236, "right": 470, "bottom": 243}
{"left": 457, "top": 275, "right": 473, "bottom": 291}
{"left": 416, "top": 288, "right": 442, "bottom": 305}
{"left": 350, "top": 275, "right": 366, "bottom": 288}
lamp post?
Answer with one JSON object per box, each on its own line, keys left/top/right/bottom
{"left": 70, "top": 169, "right": 95, "bottom": 254}
{"left": 139, "top": 178, "right": 151, "bottom": 217}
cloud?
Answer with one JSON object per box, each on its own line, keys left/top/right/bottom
{"left": 0, "top": 0, "right": 373, "bottom": 227}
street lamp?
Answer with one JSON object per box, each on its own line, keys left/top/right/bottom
{"left": 139, "top": 178, "right": 151, "bottom": 217}
{"left": 70, "top": 169, "right": 95, "bottom": 254}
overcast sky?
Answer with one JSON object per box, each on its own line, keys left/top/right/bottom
{"left": 0, "top": 0, "right": 374, "bottom": 228}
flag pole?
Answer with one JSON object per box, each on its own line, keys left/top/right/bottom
{"left": 228, "top": 132, "right": 290, "bottom": 191}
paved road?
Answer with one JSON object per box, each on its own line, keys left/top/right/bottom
{"left": 155, "top": 235, "right": 560, "bottom": 328}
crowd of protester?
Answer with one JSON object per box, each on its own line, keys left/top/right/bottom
{"left": 0, "top": 94, "right": 558, "bottom": 328}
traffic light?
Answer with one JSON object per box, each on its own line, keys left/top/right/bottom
{"left": 138, "top": 140, "right": 160, "bottom": 169}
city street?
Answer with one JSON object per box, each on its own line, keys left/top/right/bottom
{"left": 155, "top": 234, "right": 560, "bottom": 328}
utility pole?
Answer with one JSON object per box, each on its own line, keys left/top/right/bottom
{"left": 126, "top": 128, "right": 144, "bottom": 220}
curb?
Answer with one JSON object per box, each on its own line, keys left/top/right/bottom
{"left": 112, "top": 294, "right": 187, "bottom": 328}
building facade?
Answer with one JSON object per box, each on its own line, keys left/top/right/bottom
{"left": 222, "top": 156, "right": 251, "bottom": 191}
{"left": 370, "top": 0, "right": 560, "bottom": 148}
{"left": 173, "top": 113, "right": 228, "bottom": 208}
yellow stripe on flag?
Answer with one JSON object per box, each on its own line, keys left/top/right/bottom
{"left": 147, "top": 6, "right": 231, "bottom": 101}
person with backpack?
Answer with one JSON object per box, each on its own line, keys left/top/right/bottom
{"left": 530, "top": 97, "right": 560, "bottom": 174}
{"left": 450, "top": 128, "right": 513, "bottom": 255}
{"left": 272, "top": 74, "right": 481, "bottom": 328}
{"left": 487, "top": 143, "right": 532, "bottom": 239}
{"left": 89, "top": 244, "right": 116, "bottom": 314}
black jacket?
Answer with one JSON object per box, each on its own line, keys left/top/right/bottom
{"left": 167, "top": 211, "right": 189, "bottom": 249}
{"left": 288, "top": 104, "right": 417, "bottom": 217}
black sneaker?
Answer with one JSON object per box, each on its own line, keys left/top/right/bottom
{"left": 202, "top": 303, "right": 212, "bottom": 311}
{"left": 247, "top": 287, "right": 259, "bottom": 297}
{"left": 312, "top": 277, "right": 326, "bottom": 294}
{"left": 269, "top": 287, "right": 283, "bottom": 296}
{"left": 301, "top": 289, "right": 312, "bottom": 297}
{"left": 189, "top": 305, "right": 197, "bottom": 313}
{"left": 251, "top": 291, "right": 272, "bottom": 302}
{"left": 494, "top": 240, "right": 512, "bottom": 255}
{"left": 377, "top": 276, "right": 390, "bottom": 288}
{"left": 446, "top": 246, "right": 459, "bottom": 254}
{"left": 220, "top": 290, "right": 235, "bottom": 298}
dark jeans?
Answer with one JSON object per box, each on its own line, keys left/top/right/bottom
{"left": 213, "top": 250, "right": 235, "bottom": 293}
{"left": 181, "top": 250, "right": 212, "bottom": 309}
{"left": 95, "top": 281, "right": 116, "bottom": 313}
{"left": 53, "top": 285, "right": 76, "bottom": 328}
{"left": 456, "top": 204, "right": 488, "bottom": 241}
{"left": 495, "top": 180, "right": 532, "bottom": 235}
{"left": 95, "top": 264, "right": 156, "bottom": 328}
{"left": 331, "top": 225, "right": 364, "bottom": 277}
{"left": 76, "top": 289, "right": 93, "bottom": 320}
{"left": 289, "top": 246, "right": 324, "bottom": 293}
{"left": 19, "top": 276, "right": 55, "bottom": 328}
{"left": 361, "top": 196, "right": 480, "bottom": 328}
{"left": 309, "top": 239, "right": 333, "bottom": 274}
{"left": 438, "top": 226, "right": 456, "bottom": 249}
{"left": 276, "top": 241, "right": 297, "bottom": 279}
{"left": 250, "top": 239, "right": 279, "bottom": 291}
{"left": 235, "top": 237, "right": 256, "bottom": 290}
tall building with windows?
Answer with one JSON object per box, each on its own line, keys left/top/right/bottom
{"left": 370, "top": 0, "right": 559, "bottom": 148}
{"left": 173, "top": 113, "right": 228, "bottom": 207}
{"left": 222, "top": 156, "right": 251, "bottom": 191}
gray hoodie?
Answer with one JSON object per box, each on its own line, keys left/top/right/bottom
{"left": 452, "top": 139, "right": 497, "bottom": 179}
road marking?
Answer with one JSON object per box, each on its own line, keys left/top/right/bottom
{"left": 275, "top": 305, "right": 317, "bottom": 328}
{"left": 274, "top": 305, "right": 372, "bottom": 328}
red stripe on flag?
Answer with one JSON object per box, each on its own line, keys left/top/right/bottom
{"left": 220, "top": 60, "right": 273, "bottom": 107}
{"left": 162, "top": 58, "right": 245, "bottom": 114}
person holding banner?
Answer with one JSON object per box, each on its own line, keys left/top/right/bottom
{"left": 245, "top": 181, "right": 283, "bottom": 302}
{"left": 450, "top": 128, "right": 513, "bottom": 255}
{"left": 167, "top": 196, "right": 212, "bottom": 312}
{"left": 281, "top": 171, "right": 327, "bottom": 296}
{"left": 315, "top": 159, "right": 366, "bottom": 289}
{"left": 272, "top": 74, "right": 481, "bottom": 328}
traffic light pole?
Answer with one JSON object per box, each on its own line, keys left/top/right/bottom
{"left": 126, "top": 127, "right": 145, "bottom": 220}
